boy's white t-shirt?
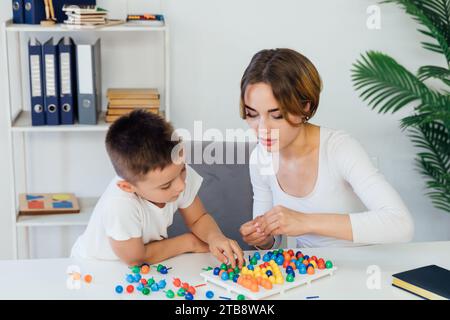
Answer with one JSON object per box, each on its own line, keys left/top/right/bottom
{"left": 71, "top": 165, "right": 203, "bottom": 260}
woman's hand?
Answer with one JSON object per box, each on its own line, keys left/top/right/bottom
{"left": 262, "top": 205, "right": 310, "bottom": 236}
{"left": 240, "top": 216, "right": 274, "bottom": 248}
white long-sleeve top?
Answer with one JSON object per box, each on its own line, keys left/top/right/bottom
{"left": 250, "top": 126, "right": 414, "bottom": 248}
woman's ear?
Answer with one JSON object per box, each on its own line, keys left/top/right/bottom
{"left": 304, "top": 102, "right": 311, "bottom": 114}
{"left": 117, "top": 180, "right": 136, "bottom": 193}
{"left": 303, "top": 102, "right": 312, "bottom": 122}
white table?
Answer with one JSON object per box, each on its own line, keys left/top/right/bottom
{"left": 0, "top": 241, "right": 448, "bottom": 300}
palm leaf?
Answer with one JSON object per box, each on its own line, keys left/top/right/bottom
{"left": 408, "top": 122, "right": 450, "bottom": 212}
{"left": 352, "top": 51, "right": 445, "bottom": 115}
{"left": 382, "top": 0, "right": 450, "bottom": 64}
{"left": 418, "top": 65, "right": 450, "bottom": 86}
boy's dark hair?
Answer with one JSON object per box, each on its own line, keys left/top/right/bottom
{"left": 105, "top": 110, "right": 180, "bottom": 184}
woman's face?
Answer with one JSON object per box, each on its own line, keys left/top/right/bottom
{"left": 244, "top": 82, "right": 303, "bottom": 152}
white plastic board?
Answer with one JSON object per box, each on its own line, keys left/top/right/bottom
{"left": 200, "top": 266, "right": 337, "bottom": 300}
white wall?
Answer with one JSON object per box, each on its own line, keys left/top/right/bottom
{"left": 0, "top": 0, "right": 449, "bottom": 259}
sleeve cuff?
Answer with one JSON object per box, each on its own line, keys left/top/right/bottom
{"left": 254, "top": 235, "right": 282, "bottom": 250}
{"left": 272, "top": 235, "right": 282, "bottom": 249}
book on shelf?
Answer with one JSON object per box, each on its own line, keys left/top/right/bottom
{"left": 108, "top": 98, "right": 160, "bottom": 107}
{"left": 105, "top": 87, "right": 161, "bottom": 123}
{"left": 105, "top": 109, "right": 160, "bottom": 123}
{"left": 66, "top": 15, "right": 107, "bottom": 22}
{"left": 107, "top": 88, "right": 160, "bottom": 99}
{"left": 107, "top": 107, "right": 159, "bottom": 115}
{"left": 66, "top": 12, "right": 109, "bottom": 18}
{"left": 108, "top": 104, "right": 160, "bottom": 110}
{"left": 62, "top": 4, "right": 107, "bottom": 14}
{"left": 107, "top": 88, "right": 161, "bottom": 106}
{"left": 126, "top": 14, "right": 165, "bottom": 26}
{"left": 62, "top": 19, "right": 125, "bottom": 29}
{"left": 65, "top": 20, "right": 106, "bottom": 26}
{"left": 63, "top": 5, "right": 109, "bottom": 26}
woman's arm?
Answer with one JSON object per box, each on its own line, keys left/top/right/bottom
{"left": 262, "top": 132, "right": 414, "bottom": 244}
{"left": 240, "top": 148, "right": 282, "bottom": 248}
{"left": 332, "top": 132, "right": 414, "bottom": 243}
{"left": 262, "top": 205, "right": 353, "bottom": 240}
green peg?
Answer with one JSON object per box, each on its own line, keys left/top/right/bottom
{"left": 220, "top": 263, "right": 227, "bottom": 270}
{"left": 147, "top": 277, "right": 155, "bottom": 286}
{"left": 177, "top": 288, "right": 186, "bottom": 297}
{"left": 165, "top": 290, "right": 175, "bottom": 299}
{"left": 237, "top": 294, "right": 245, "bottom": 300}
{"left": 286, "top": 274, "right": 294, "bottom": 282}
{"left": 142, "top": 287, "right": 150, "bottom": 295}
{"left": 325, "top": 260, "right": 333, "bottom": 269}
{"left": 130, "top": 266, "right": 140, "bottom": 274}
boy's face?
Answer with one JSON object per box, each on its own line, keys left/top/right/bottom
{"left": 117, "top": 162, "right": 187, "bottom": 206}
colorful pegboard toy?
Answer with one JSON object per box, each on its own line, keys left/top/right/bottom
{"left": 114, "top": 249, "right": 335, "bottom": 300}
{"left": 201, "top": 249, "right": 337, "bottom": 300}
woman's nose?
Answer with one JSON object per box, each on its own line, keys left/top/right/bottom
{"left": 258, "top": 117, "right": 270, "bottom": 133}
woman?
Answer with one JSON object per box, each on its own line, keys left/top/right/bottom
{"left": 239, "top": 48, "right": 414, "bottom": 249}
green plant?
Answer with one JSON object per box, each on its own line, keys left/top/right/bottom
{"left": 351, "top": 0, "right": 450, "bottom": 212}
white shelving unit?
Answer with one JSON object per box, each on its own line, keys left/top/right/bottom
{"left": 1, "top": 19, "right": 170, "bottom": 259}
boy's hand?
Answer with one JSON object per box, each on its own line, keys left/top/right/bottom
{"left": 240, "top": 216, "right": 274, "bottom": 248}
{"left": 186, "top": 233, "right": 210, "bottom": 253}
{"left": 207, "top": 234, "right": 244, "bottom": 269}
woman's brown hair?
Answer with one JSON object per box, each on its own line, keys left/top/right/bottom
{"left": 240, "top": 48, "right": 323, "bottom": 125}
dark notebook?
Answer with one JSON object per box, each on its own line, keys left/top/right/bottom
{"left": 392, "top": 265, "right": 450, "bottom": 300}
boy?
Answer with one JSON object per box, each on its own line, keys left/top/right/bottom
{"left": 71, "top": 110, "right": 244, "bottom": 268}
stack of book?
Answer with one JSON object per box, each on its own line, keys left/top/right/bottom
{"left": 106, "top": 88, "right": 161, "bottom": 123}
{"left": 126, "top": 14, "right": 165, "bottom": 26}
{"left": 63, "top": 5, "right": 108, "bottom": 26}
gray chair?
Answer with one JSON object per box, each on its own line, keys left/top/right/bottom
{"left": 168, "top": 141, "right": 256, "bottom": 250}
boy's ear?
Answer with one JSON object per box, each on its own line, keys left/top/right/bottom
{"left": 117, "top": 180, "right": 136, "bottom": 193}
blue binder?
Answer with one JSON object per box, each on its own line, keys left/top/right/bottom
{"left": 24, "top": 0, "right": 46, "bottom": 24}
{"left": 53, "top": 0, "right": 96, "bottom": 23}
{"left": 58, "top": 37, "right": 77, "bottom": 125}
{"left": 43, "top": 38, "right": 60, "bottom": 125}
{"left": 12, "top": 0, "right": 25, "bottom": 24}
{"left": 76, "top": 39, "right": 101, "bottom": 125}
{"left": 28, "top": 38, "right": 45, "bottom": 126}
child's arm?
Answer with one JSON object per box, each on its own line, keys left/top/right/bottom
{"left": 179, "top": 196, "right": 245, "bottom": 268}
{"left": 109, "top": 232, "right": 209, "bottom": 266}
